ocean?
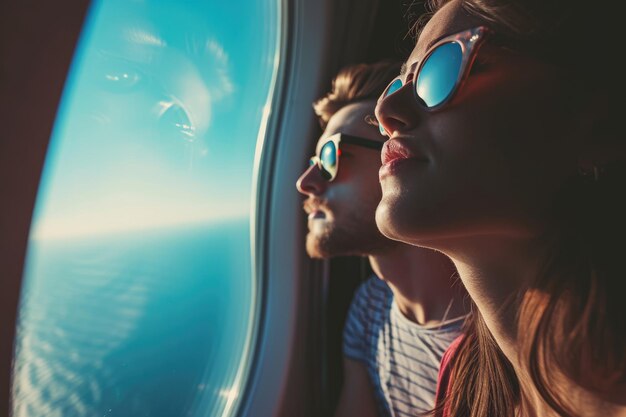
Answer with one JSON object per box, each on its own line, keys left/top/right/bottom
{"left": 13, "top": 219, "right": 254, "bottom": 417}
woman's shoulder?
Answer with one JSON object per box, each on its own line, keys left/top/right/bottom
{"left": 433, "top": 334, "right": 465, "bottom": 417}
{"left": 440, "top": 334, "right": 464, "bottom": 369}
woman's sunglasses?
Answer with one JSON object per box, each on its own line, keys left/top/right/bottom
{"left": 309, "top": 132, "right": 383, "bottom": 181}
{"left": 378, "top": 26, "right": 491, "bottom": 135}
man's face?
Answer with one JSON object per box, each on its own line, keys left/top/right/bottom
{"left": 296, "top": 100, "right": 395, "bottom": 258}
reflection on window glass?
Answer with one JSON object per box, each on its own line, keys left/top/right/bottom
{"left": 13, "top": 0, "right": 279, "bottom": 416}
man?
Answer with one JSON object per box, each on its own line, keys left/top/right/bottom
{"left": 296, "top": 62, "right": 468, "bottom": 417}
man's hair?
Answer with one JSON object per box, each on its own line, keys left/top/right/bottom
{"left": 313, "top": 61, "right": 402, "bottom": 128}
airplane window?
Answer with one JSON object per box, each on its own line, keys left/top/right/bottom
{"left": 12, "top": 0, "right": 280, "bottom": 416}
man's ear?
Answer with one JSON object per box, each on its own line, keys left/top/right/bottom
{"left": 577, "top": 88, "right": 626, "bottom": 170}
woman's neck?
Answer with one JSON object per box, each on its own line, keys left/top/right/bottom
{"left": 445, "top": 235, "right": 542, "bottom": 360}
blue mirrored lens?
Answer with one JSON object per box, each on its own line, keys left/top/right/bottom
{"left": 416, "top": 42, "right": 463, "bottom": 107}
{"left": 379, "top": 79, "right": 403, "bottom": 135}
{"left": 320, "top": 141, "right": 337, "bottom": 177}
{"left": 385, "top": 78, "right": 403, "bottom": 97}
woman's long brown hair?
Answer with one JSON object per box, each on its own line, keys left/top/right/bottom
{"left": 417, "top": 0, "right": 626, "bottom": 416}
{"left": 439, "top": 310, "right": 520, "bottom": 417}
{"left": 519, "top": 167, "right": 626, "bottom": 416}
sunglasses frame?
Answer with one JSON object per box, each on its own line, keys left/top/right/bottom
{"left": 378, "top": 26, "right": 491, "bottom": 135}
{"left": 309, "top": 132, "right": 383, "bottom": 182}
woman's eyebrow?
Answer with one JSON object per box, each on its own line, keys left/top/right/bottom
{"left": 401, "top": 31, "right": 470, "bottom": 78}
{"left": 400, "top": 61, "right": 419, "bottom": 78}
{"left": 416, "top": 31, "right": 461, "bottom": 64}
{"left": 399, "top": 62, "right": 409, "bottom": 77}
{"left": 424, "top": 33, "right": 446, "bottom": 52}
{"left": 400, "top": 36, "right": 442, "bottom": 77}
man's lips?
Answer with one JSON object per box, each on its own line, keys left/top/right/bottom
{"left": 303, "top": 200, "right": 328, "bottom": 220}
{"left": 308, "top": 210, "right": 326, "bottom": 220}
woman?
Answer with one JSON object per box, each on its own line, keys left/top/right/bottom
{"left": 374, "top": 0, "right": 625, "bottom": 416}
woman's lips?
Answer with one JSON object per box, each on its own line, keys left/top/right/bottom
{"left": 381, "top": 138, "right": 410, "bottom": 165}
{"left": 379, "top": 138, "right": 427, "bottom": 180}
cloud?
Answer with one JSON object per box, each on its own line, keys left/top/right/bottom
{"left": 205, "top": 38, "right": 235, "bottom": 100}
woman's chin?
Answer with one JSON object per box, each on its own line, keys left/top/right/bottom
{"left": 375, "top": 196, "right": 416, "bottom": 244}
{"left": 375, "top": 191, "right": 453, "bottom": 249}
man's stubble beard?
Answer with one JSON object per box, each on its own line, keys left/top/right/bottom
{"left": 305, "top": 209, "right": 394, "bottom": 259}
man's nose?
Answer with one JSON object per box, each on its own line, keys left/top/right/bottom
{"left": 296, "top": 164, "right": 327, "bottom": 196}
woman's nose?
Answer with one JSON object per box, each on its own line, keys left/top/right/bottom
{"left": 375, "top": 82, "right": 422, "bottom": 137}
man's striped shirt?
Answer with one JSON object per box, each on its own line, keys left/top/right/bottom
{"left": 343, "top": 276, "right": 465, "bottom": 417}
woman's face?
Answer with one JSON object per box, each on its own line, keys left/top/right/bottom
{"left": 375, "top": 0, "right": 583, "bottom": 247}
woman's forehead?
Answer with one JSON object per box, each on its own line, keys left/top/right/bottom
{"left": 408, "top": 0, "right": 484, "bottom": 64}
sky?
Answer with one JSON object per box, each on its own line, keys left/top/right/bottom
{"left": 30, "top": 0, "right": 280, "bottom": 239}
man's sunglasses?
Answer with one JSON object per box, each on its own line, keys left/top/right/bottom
{"left": 309, "top": 132, "right": 383, "bottom": 181}
{"left": 378, "top": 26, "right": 491, "bottom": 135}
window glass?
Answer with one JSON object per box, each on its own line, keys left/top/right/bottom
{"left": 13, "top": 0, "right": 280, "bottom": 416}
